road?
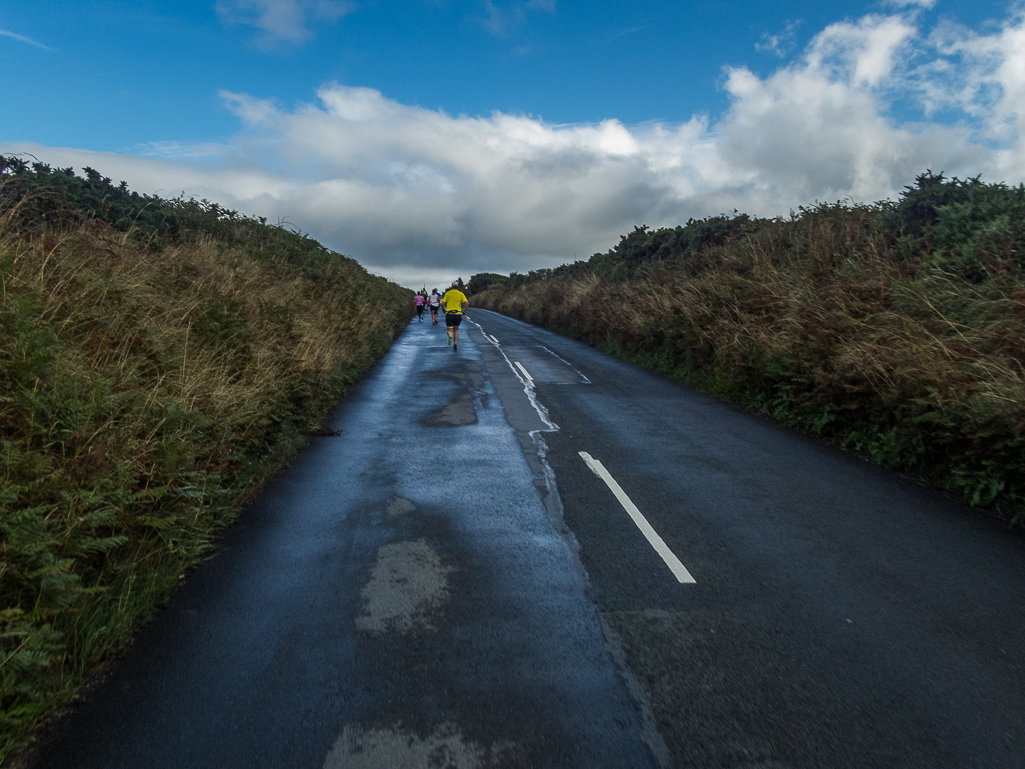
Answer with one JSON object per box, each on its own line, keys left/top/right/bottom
{"left": 27, "top": 309, "right": 1025, "bottom": 769}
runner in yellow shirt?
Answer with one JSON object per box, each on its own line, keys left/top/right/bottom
{"left": 441, "top": 280, "right": 469, "bottom": 351}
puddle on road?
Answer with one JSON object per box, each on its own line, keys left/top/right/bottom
{"left": 356, "top": 539, "right": 454, "bottom": 633}
{"left": 323, "top": 722, "right": 510, "bottom": 769}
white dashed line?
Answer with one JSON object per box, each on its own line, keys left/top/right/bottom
{"left": 578, "top": 452, "right": 696, "bottom": 584}
{"left": 514, "top": 362, "right": 533, "bottom": 382}
{"left": 489, "top": 335, "right": 500, "bottom": 345}
{"left": 540, "top": 346, "right": 591, "bottom": 384}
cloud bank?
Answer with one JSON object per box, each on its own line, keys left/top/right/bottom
{"left": 6, "top": 7, "right": 1025, "bottom": 286}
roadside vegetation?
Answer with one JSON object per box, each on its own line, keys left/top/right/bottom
{"left": 0, "top": 157, "right": 410, "bottom": 761}
{"left": 471, "top": 173, "right": 1025, "bottom": 524}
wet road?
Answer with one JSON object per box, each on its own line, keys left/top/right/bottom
{"left": 30, "top": 310, "right": 1025, "bottom": 769}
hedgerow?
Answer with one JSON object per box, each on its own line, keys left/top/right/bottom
{"left": 472, "top": 173, "right": 1025, "bottom": 523}
{"left": 0, "top": 157, "right": 411, "bottom": 760}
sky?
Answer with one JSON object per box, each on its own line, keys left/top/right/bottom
{"left": 2, "top": 0, "right": 1025, "bottom": 288}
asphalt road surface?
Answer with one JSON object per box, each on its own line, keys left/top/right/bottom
{"left": 27, "top": 309, "right": 1025, "bottom": 769}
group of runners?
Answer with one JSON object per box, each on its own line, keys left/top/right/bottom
{"left": 414, "top": 281, "right": 468, "bottom": 351}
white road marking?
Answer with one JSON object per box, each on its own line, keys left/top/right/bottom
{"left": 578, "top": 452, "right": 696, "bottom": 584}
{"left": 540, "top": 346, "right": 591, "bottom": 384}
{"left": 489, "top": 335, "right": 500, "bottom": 345}
{"left": 466, "top": 317, "right": 557, "bottom": 430}
{"left": 514, "top": 362, "right": 533, "bottom": 382}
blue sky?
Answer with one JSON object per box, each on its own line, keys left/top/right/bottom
{"left": 2, "top": 0, "right": 1024, "bottom": 287}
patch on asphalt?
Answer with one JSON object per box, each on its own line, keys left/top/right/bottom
{"left": 356, "top": 539, "right": 454, "bottom": 633}
{"left": 322, "top": 722, "right": 513, "bottom": 769}
{"left": 604, "top": 608, "right": 795, "bottom": 768}
{"left": 386, "top": 496, "right": 416, "bottom": 519}
{"left": 421, "top": 391, "right": 478, "bottom": 427}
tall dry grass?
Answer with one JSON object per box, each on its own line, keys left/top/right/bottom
{"left": 0, "top": 191, "right": 409, "bottom": 759}
{"left": 475, "top": 205, "right": 1025, "bottom": 521}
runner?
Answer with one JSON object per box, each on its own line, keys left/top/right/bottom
{"left": 441, "top": 281, "right": 468, "bottom": 351}
{"left": 428, "top": 288, "right": 442, "bottom": 324}
{"left": 414, "top": 292, "right": 425, "bottom": 322}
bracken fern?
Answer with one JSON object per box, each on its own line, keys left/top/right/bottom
{"left": 0, "top": 162, "right": 411, "bottom": 761}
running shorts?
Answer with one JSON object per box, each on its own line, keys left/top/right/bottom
{"left": 445, "top": 312, "right": 462, "bottom": 328}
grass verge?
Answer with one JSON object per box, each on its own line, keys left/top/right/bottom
{"left": 0, "top": 160, "right": 412, "bottom": 761}
{"left": 472, "top": 175, "right": 1025, "bottom": 524}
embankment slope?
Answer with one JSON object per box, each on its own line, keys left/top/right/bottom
{"left": 472, "top": 173, "right": 1025, "bottom": 524}
{"left": 0, "top": 158, "right": 411, "bottom": 761}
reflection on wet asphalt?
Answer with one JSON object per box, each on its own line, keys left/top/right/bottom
{"left": 29, "top": 309, "right": 1025, "bottom": 769}
{"left": 28, "top": 318, "right": 661, "bottom": 769}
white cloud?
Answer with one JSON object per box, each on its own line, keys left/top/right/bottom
{"left": 885, "top": 0, "right": 936, "bottom": 8}
{"left": 216, "top": 0, "right": 355, "bottom": 45}
{"left": 714, "top": 12, "right": 979, "bottom": 206}
{"left": 0, "top": 27, "right": 51, "bottom": 50}
{"left": 6, "top": 7, "right": 1025, "bottom": 287}
{"left": 220, "top": 91, "right": 282, "bottom": 125}
{"left": 802, "top": 14, "right": 916, "bottom": 88}
{"left": 133, "top": 141, "right": 233, "bottom": 160}
{"left": 478, "top": 0, "right": 554, "bottom": 37}
{"left": 921, "top": 9, "right": 1025, "bottom": 172}
{"left": 756, "top": 20, "right": 800, "bottom": 58}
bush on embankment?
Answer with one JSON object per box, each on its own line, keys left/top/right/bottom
{"left": 0, "top": 157, "right": 411, "bottom": 760}
{"left": 472, "top": 173, "right": 1025, "bottom": 524}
